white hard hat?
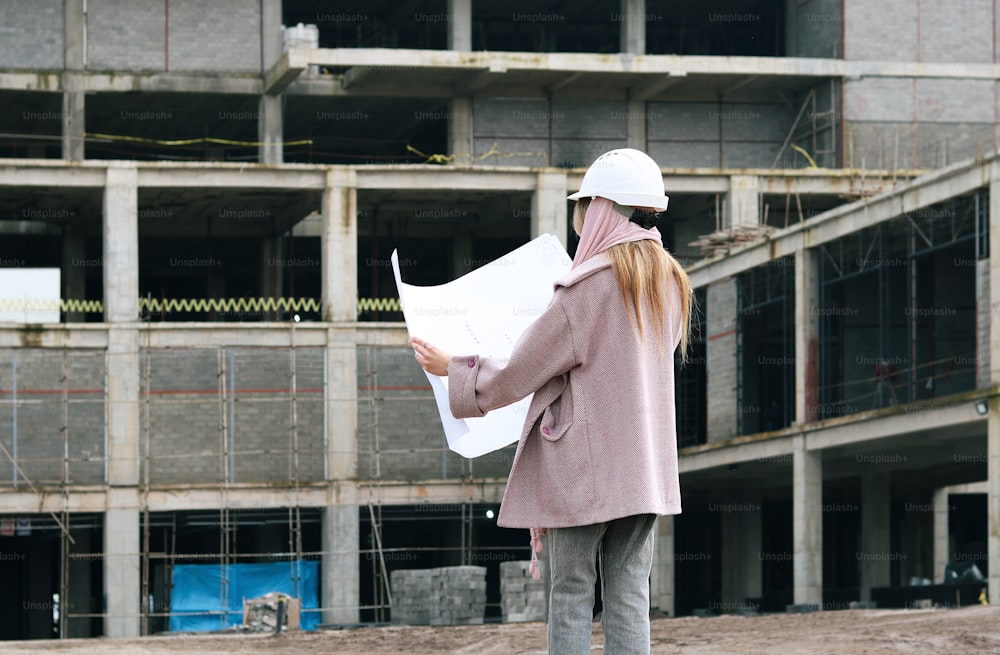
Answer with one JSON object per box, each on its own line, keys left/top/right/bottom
{"left": 567, "top": 148, "right": 669, "bottom": 211}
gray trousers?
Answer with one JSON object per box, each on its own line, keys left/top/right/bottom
{"left": 546, "top": 514, "right": 657, "bottom": 655}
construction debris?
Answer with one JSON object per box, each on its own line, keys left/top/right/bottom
{"left": 689, "top": 225, "right": 777, "bottom": 258}
{"left": 238, "top": 593, "right": 300, "bottom": 633}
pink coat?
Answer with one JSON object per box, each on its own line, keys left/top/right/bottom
{"left": 447, "top": 253, "right": 683, "bottom": 529}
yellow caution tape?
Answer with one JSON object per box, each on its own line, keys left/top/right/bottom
{"left": 85, "top": 132, "right": 313, "bottom": 147}
{"left": 790, "top": 144, "right": 819, "bottom": 169}
{"left": 406, "top": 142, "right": 546, "bottom": 164}
{"left": 0, "top": 297, "right": 400, "bottom": 315}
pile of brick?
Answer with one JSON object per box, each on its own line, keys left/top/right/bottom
{"left": 500, "top": 560, "right": 547, "bottom": 623}
{"left": 390, "top": 566, "right": 487, "bottom": 626}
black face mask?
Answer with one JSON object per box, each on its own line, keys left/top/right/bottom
{"left": 629, "top": 209, "right": 663, "bottom": 229}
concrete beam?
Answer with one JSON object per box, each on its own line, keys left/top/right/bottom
{"left": 0, "top": 480, "right": 510, "bottom": 513}
{"left": 264, "top": 50, "right": 308, "bottom": 95}
{"left": 136, "top": 167, "right": 326, "bottom": 189}
{"left": 688, "top": 156, "right": 994, "bottom": 289}
{"left": 0, "top": 164, "right": 106, "bottom": 188}
{"left": 290, "top": 48, "right": 1000, "bottom": 81}
{"left": 792, "top": 436, "right": 822, "bottom": 605}
{"left": 355, "top": 169, "right": 537, "bottom": 191}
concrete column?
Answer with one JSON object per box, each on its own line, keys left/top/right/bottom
{"left": 932, "top": 486, "right": 951, "bottom": 584}
{"left": 447, "top": 0, "right": 472, "bottom": 50}
{"left": 326, "top": 327, "right": 357, "bottom": 480}
{"left": 62, "top": 228, "right": 86, "bottom": 322}
{"left": 706, "top": 278, "right": 738, "bottom": 442}
{"left": 990, "top": 171, "right": 1000, "bottom": 605}
{"left": 259, "top": 0, "right": 283, "bottom": 164}
{"left": 323, "top": 504, "right": 359, "bottom": 624}
{"left": 103, "top": 166, "right": 139, "bottom": 323}
{"left": 720, "top": 501, "right": 762, "bottom": 611}
{"left": 619, "top": 0, "right": 646, "bottom": 54}
{"left": 531, "top": 171, "right": 568, "bottom": 249}
{"left": 792, "top": 436, "right": 822, "bottom": 605}
{"left": 649, "top": 515, "right": 674, "bottom": 616}
{"left": 449, "top": 97, "right": 473, "bottom": 162}
{"left": 104, "top": 164, "right": 141, "bottom": 488}
{"left": 261, "top": 0, "right": 283, "bottom": 69}
{"left": 104, "top": 494, "right": 140, "bottom": 638}
{"left": 726, "top": 175, "right": 761, "bottom": 228}
{"left": 859, "top": 471, "right": 891, "bottom": 601}
{"left": 261, "top": 236, "right": 284, "bottom": 319}
{"left": 258, "top": 94, "right": 283, "bottom": 165}
{"left": 976, "top": 260, "right": 990, "bottom": 389}
{"left": 62, "top": 90, "right": 86, "bottom": 161}
{"left": 795, "top": 248, "right": 820, "bottom": 425}
{"left": 63, "top": 0, "right": 85, "bottom": 160}
{"left": 625, "top": 95, "right": 647, "bottom": 151}
{"left": 106, "top": 326, "right": 140, "bottom": 485}
{"left": 321, "top": 168, "right": 358, "bottom": 323}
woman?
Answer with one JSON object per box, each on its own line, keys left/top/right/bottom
{"left": 410, "top": 148, "right": 694, "bottom": 655}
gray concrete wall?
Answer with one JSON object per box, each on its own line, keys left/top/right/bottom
{"left": 785, "top": 0, "right": 842, "bottom": 58}
{"left": 0, "top": 0, "right": 260, "bottom": 73}
{"left": 167, "top": 0, "right": 261, "bottom": 72}
{"left": 144, "top": 347, "right": 324, "bottom": 485}
{"left": 87, "top": 0, "right": 166, "bottom": 71}
{"left": 844, "top": 77, "right": 998, "bottom": 168}
{"left": 0, "top": 0, "right": 62, "bottom": 69}
{"left": 647, "top": 101, "right": 796, "bottom": 169}
{"left": 0, "top": 349, "right": 105, "bottom": 486}
{"left": 473, "top": 97, "right": 627, "bottom": 168}
{"left": 844, "top": 0, "right": 917, "bottom": 61}
{"left": 843, "top": 1, "right": 998, "bottom": 168}
{"left": 356, "top": 345, "right": 515, "bottom": 481}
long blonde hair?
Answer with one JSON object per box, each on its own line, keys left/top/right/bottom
{"left": 573, "top": 198, "right": 695, "bottom": 361}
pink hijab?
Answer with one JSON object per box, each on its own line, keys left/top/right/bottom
{"left": 571, "top": 197, "right": 662, "bottom": 268}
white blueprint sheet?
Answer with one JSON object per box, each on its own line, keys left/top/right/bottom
{"left": 391, "top": 234, "right": 572, "bottom": 458}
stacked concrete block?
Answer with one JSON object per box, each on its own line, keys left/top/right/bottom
{"left": 390, "top": 566, "right": 487, "bottom": 626}
{"left": 500, "top": 560, "right": 547, "bottom": 623}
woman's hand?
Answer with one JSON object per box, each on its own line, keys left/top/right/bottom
{"left": 409, "top": 337, "right": 451, "bottom": 377}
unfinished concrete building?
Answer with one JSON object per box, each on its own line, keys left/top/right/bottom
{"left": 0, "top": 0, "right": 998, "bottom": 639}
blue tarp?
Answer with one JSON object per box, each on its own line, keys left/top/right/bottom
{"left": 169, "top": 560, "right": 320, "bottom": 632}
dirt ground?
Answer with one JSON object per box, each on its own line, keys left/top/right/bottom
{"left": 3, "top": 607, "right": 1000, "bottom": 654}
